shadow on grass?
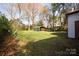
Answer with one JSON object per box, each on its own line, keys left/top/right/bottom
{"left": 16, "top": 32, "right": 79, "bottom": 56}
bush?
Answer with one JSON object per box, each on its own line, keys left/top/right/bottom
{"left": 0, "top": 15, "right": 12, "bottom": 41}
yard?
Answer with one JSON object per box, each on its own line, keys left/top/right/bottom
{"left": 15, "top": 31, "right": 78, "bottom": 56}
{"left": 0, "top": 3, "right": 79, "bottom": 56}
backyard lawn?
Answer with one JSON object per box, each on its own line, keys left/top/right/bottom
{"left": 16, "top": 31, "right": 77, "bottom": 56}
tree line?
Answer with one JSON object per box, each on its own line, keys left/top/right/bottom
{"left": 2, "top": 3, "right": 79, "bottom": 31}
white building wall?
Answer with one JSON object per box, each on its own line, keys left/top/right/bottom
{"left": 68, "top": 12, "right": 79, "bottom": 38}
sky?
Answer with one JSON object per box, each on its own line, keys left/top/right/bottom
{"left": 0, "top": 3, "right": 51, "bottom": 26}
{"left": 0, "top": 3, "right": 51, "bottom": 15}
{"left": 0, "top": 4, "right": 7, "bottom": 15}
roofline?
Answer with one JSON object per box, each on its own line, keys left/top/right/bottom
{"left": 65, "top": 9, "right": 79, "bottom": 15}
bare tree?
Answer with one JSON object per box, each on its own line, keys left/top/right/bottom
{"left": 4, "top": 3, "right": 16, "bottom": 20}
{"left": 16, "top": 3, "right": 41, "bottom": 30}
{"left": 39, "top": 6, "right": 49, "bottom": 27}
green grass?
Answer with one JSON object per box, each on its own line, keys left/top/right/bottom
{"left": 16, "top": 30, "right": 75, "bottom": 56}
{"left": 17, "top": 30, "right": 58, "bottom": 41}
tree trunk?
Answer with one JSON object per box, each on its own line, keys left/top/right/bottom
{"left": 28, "top": 17, "right": 30, "bottom": 30}
{"left": 52, "top": 13, "right": 55, "bottom": 31}
{"left": 59, "top": 16, "right": 62, "bottom": 28}
{"left": 31, "top": 16, "right": 35, "bottom": 30}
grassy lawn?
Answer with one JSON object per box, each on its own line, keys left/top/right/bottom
{"left": 17, "top": 30, "right": 66, "bottom": 41}
{"left": 16, "top": 30, "right": 76, "bottom": 56}
{"left": 17, "top": 30, "right": 58, "bottom": 41}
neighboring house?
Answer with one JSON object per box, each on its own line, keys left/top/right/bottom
{"left": 66, "top": 9, "right": 79, "bottom": 39}
{"left": 34, "top": 26, "right": 47, "bottom": 31}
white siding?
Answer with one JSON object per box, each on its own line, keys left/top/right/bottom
{"left": 68, "top": 12, "right": 79, "bottom": 38}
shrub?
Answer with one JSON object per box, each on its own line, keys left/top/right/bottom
{"left": 0, "top": 15, "right": 12, "bottom": 42}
